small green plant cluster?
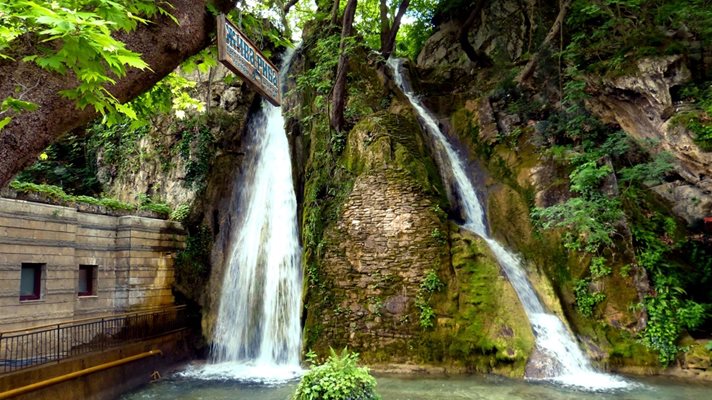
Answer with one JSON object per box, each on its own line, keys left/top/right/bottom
{"left": 415, "top": 269, "right": 444, "bottom": 329}
{"left": 430, "top": 228, "right": 447, "bottom": 245}
{"left": 674, "top": 82, "right": 712, "bottom": 150}
{"left": 573, "top": 279, "right": 606, "bottom": 318}
{"left": 293, "top": 348, "right": 380, "bottom": 400}
{"left": 170, "top": 203, "right": 191, "bottom": 222}
{"left": 589, "top": 256, "right": 612, "bottom": 279}
{"left": 136, "top": 193, "right": 171, "bottom": 216}
{"left": 421, "top": 269, "right": 444, "bottom": 293}
{"left": 10, "top": 180, "right": 135, "bottom": 211}
{"left": 174, "top": 225, "right": 211, "bottom": 287}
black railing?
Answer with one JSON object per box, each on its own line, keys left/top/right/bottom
{"left": 0, "top": 305, "right": 186, "bottom": 374}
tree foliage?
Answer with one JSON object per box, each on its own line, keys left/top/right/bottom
{"left": 0, "top": 0, "right": 177, "bottom": 126}
{"left": 565, "top": 0, "right": 712, "bottom": 73}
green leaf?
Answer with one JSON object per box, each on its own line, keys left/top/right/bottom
{"left": 2, "top": 97, "right": 38, "bottom": 112}
{"left": 0, "top": 116, "right": 11, "bottom": 131}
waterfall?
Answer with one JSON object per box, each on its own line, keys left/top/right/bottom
{"left": 387, "top": 58, "right": 629, "bottom": 391}
{"left": 193, "top": 49, "right": 302, "bottom": 383}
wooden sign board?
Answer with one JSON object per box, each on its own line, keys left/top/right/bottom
{"left": 217, "top": 14, "right": 281, "bottom": 106}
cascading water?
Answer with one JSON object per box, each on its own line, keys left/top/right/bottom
{"left": 387, "top": 58, "right": 630, "bottom": 391}
{"left": 191, "top": 50, "right": 302, "bottom": 383}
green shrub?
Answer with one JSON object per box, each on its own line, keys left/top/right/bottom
{"left": 170, "top": 203, "right": 191, "bottom": 222}
{"left": 589, "top": 256, "right": 612, "bottom": 279}
{"left": 293, "top": 348, "right": 380, "bottom": 400}
{"left": 640, "top": 276, "right": 708, "bottom": 366}
{"left": 415, "top": 295, "right": 435, "bottom": 329}
{"left": 573, "top": 279, "right": 606, "bottom": 318}
{"left": 421, "top": 269, "right": 444, "bottom": 293}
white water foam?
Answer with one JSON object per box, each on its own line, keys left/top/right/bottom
{"left": 180, "top": 361, "right": 302, "bottom": 385}
{"left": 387, "top": 58, "right": 630, "bottom": 391}
{"left": 205, "top": 48, "right": 302, "bottom": 383}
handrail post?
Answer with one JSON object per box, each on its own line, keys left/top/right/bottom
{"left": 55, "top": 324, "right": 60, "bottom": 363}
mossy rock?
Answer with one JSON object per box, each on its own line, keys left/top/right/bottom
{"left": 421, "top": 226, "right": 535, "bottom": 377}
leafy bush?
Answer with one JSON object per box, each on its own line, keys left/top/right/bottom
{"left": 293, "top": 348, "right": 380, "bottom": 400}
{"left": 641, "top": 277, "right": 708, "bottom": 365}
{"left": 137, "top": 193, "right": 171, "bottom": 216}
{"left": 573, "top": 279, "right": 606, "bottom": 318}
{"left": 414, "top": 269, "right": 443, "bottom": 329}
{"left": 174, "top": 226, "right": 211, "bottom": 286}
{"left": 532, "top": 196, "right": 623, "bottom": 253}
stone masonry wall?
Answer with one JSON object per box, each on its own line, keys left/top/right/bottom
{"left": 0, "top": 198, "right": 184, "bottom": 331}
{"left": 313, "top": 169, "right": 447, "bottom": 362}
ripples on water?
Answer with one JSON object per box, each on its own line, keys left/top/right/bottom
{"left": 121, "top": 366, "right": 711, "bottom": 400}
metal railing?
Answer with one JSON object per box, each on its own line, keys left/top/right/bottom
{"left": 0, "top": 305, "right": 186, "bottom": 374}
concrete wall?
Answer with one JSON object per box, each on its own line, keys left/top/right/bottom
{"left": 0, "top": 198, "right": 185, "bottom": 331}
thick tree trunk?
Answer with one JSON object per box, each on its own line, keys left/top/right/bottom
{"left": 330, "top": 0, "right": 358, "bottom": 133}
{"left": 379, "top": 0, "right": 390, "bottom": 51}
{"left": 0, "top": 0, "right": 236, "bottom": 188}
{"left": 459, "top": 0, "right": 494, "bottom": 67}
{"left": 381, "top": 0, "right": 410, "bottom": 60}
{"left": 516, "top": 0, "right": 571, "bottom": 85}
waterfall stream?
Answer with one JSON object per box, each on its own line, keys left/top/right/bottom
{"left": 192, "top": 50, "right": 302, "bottom": 383}
{"left": 387, "top": 58, "right": 630, "bottom": 391}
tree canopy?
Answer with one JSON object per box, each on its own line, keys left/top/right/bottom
{"left": 0, "top": 0, "right": 236, "bottom": 187}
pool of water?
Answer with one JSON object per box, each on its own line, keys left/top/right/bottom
{"left": 121, "top": 367, "right": 711, "bottom": 400}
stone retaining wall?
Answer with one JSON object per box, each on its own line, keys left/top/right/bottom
{"left": 0, "top": 198, "right": 185, "bottom": 331}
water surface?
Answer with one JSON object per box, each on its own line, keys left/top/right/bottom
{"left": 121, "top": 372, "right": 711, "bottom": 400}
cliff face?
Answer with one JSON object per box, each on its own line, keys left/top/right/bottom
{"left": 286, "top": 24, "right": 536, "bottom": 373}
{"left": 586, "top": 56, "right": 712, "bottom": 225}
{"left": 292, "top": 1, "right": 711, "bottom": 378}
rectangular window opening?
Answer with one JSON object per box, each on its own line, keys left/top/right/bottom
{"left": 20, "top": 263, "right": 43, "bottom": 301}
{"left": 78, "top": 265, "right": 97, "bottom": 297}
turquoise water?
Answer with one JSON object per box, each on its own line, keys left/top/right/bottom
{"left": 121, "top": 372, "right": 711, "bottom": 400}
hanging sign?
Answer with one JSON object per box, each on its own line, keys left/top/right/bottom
{"left": 217, "top": 14, "right": 281, "bottom": 106}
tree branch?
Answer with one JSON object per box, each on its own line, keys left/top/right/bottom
{"left": 283, "top": 0, "right": 300, "bottom": 14}
{"left": 381, "top": 0, "right": 410, "bottom": 60}
{"left": 330, "top": 0, "right": 358, "bottom": 132}
{"left": 516, "top": 0, "right": 571, "bottom": 86}
{"left": 0, "top": 0, "right": 236, "bottom": 187}
{"left": 459, "top": 0, "right": 493, "bottom": 67}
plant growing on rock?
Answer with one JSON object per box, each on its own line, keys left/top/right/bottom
{"left": 293, "top": 348, "right": 380, "bottom": 400}
{"left": 573, "top": 279, "right": 605, "bottom": 318}
{"left": 415, "top": 269, "right": 443, "bottom": 329}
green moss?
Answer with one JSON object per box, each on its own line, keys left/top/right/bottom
{"left": 418, "top": 227, "right": 535, "bottom": 377}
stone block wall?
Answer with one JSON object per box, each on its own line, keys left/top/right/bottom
{"left": 309, "top": 169, "right": 448, "bottom": 361}
{"left": 0, "top": 198, "right": 185, "bottom": 331}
